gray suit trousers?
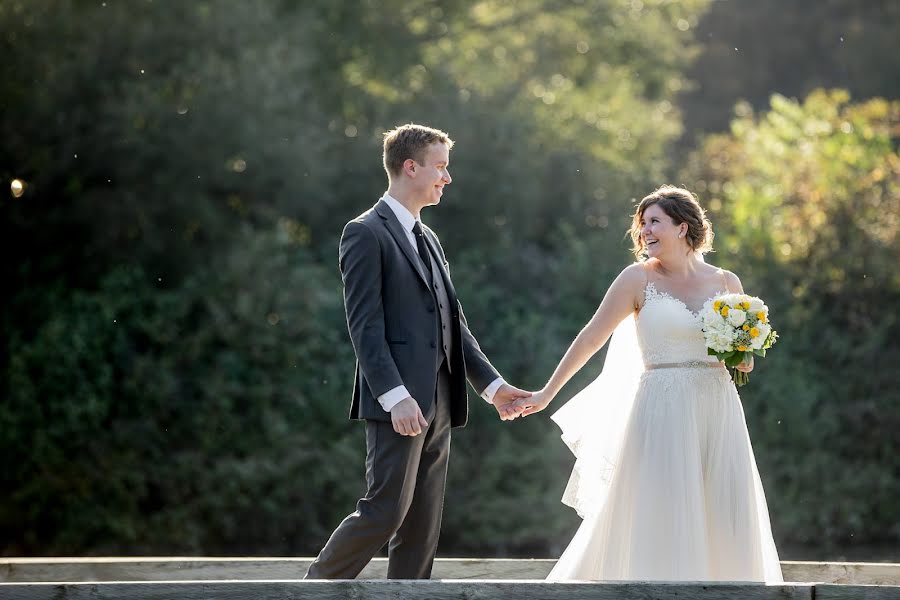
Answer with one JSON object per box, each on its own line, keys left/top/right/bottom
{"left": 305, "top": 363, "right": 452, "bottom": 579}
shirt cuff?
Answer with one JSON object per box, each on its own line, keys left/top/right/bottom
{"left": 378, "top": 385, "right": 410, "bottom": 412}
{"left": 480, "top": 377, "right": 505, "bottom": 404}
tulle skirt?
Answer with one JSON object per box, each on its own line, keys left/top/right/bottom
{"left": 549, "top": 366, "right": 782, "bottom": 582}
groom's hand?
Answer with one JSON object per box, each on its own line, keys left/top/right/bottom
{"left": 390, "top": 397, "right": 429, "bottom": 436}
{"left": 492, "top": 384, "right": 532, "bottom": 421}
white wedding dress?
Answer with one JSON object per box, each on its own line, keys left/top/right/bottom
{"left": 548, "top": 281, "right": 783, "bottom": 582}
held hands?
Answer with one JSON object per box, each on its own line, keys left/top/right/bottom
{"left": 512, "top": 388, "right": 554, "bottom": 417}
{"left": 390, "top": 397, "right": 429, "bottom": 436}
{"left": 391, "top": 383, "right": 533, "bottom": 435}
{"left": 492, "top": 383, "right": 532, "bottom": 421}
{"left": 735, "top": 355, "right": 754, "bottom": 373}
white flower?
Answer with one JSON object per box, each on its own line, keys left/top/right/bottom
{"left": 712, "top": 334, "right": 734, "bottom": 352}
{"left": 749, "top": 297, "right": 765, "bottom": 312}
{"left": 732, "top": 293, "right": 748, "bottom": 305}
{"left": 727, "top": 309, "right": 747, "bottom": 327}
{"left": 701, "top": 308, "right": 720, "bottom": 326}
{"left": 703, "top": 319, "right": 736, "bottom": 352}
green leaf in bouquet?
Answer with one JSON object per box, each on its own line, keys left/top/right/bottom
{"left": 724, "top": 352, "right": 746, "bottom": 367}
{"left": 707, "top": 347, "right": 718, "bottom": 356}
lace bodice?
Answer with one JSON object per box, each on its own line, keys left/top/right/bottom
{"left": 636, "top": 282, "right": 721, "bottom": 366}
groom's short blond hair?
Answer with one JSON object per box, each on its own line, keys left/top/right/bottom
{"left": 383, "top": 123, "right": 454, "bottom": 178}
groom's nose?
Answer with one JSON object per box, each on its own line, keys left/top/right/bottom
{"left": 443, "top": 169, "right": 452, "bottom": 184}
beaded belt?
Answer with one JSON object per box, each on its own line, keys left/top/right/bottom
{"left": 644, "top": 361, "right": 723, "bottom": 370}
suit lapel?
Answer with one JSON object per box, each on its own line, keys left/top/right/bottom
{"left": 374, "top": 200, "right": 431, "bottom": 287}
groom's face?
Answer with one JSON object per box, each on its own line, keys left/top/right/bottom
{"left": 412, "top": 142, "right": 452, "bottom": 207}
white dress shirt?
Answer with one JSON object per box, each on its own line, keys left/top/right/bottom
{"left": 377, "top": 194, "right": 504, "bottom": 411}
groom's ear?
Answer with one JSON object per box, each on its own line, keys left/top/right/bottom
{"left": 402, "top": 158, "right": 418, "bottom": 178}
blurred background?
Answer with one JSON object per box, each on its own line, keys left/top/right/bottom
{"left": 1, "top": 0, "right": 897, "bottom": 561}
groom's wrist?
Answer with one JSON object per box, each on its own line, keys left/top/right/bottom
{"left": 378, "top": 385, "right": 410, "bottom": 411}
{"left": 480, "top": 377, "right": 505, "bottom": 404}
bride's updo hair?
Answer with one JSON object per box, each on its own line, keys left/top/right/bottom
{"left": 629, "top": 185, "right": 714, "bottom": 259}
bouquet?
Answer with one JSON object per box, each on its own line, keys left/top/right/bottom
{"left": 700, "top": 293, "right": 777, "bottom": 386}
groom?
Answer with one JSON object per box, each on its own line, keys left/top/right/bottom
{"left": 305, "top": 124, "right": 530, "bottom": 580}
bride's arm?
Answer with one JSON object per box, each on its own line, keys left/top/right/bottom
{"left": 519, "top": 264, "right": 645, "bottom": 416}
{"left": 725, "top": 270, "right": 755, "bottom": 374}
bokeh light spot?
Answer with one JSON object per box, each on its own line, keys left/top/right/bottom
{"left": 10, "top": 179, "right": 25, "bottom": 198}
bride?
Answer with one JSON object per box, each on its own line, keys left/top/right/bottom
{"left": 516, "top": 186, "right": 782, "bottom": 582}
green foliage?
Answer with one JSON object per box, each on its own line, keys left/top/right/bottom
{"left": 442, "top": 228, "right": 633, "bottom": 555}
{"left": 2, "top": 229, "right": 360, "bottom": 554}
{"left": 683, "top": 89, "right": 900, "bottom": 548}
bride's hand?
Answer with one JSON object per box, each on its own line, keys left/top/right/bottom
{"left": 515, "top": 389, "right": 554, "bottom": 417}
{"left": 735, "top": 355, "right": 754, "bottom": 373}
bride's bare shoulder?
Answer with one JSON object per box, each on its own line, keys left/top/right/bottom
{"left": 612, "top": 262, "right": 651, "bottom": 309}
{"left": 703, "top": 262, "right": 743, "bottom": 293}
{"left": 618, "top": 261, "right": 651, "bottom": 285}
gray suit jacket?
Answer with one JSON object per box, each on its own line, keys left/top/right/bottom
{"left": 339, "top": 199, "right": 500, "bottom": 428}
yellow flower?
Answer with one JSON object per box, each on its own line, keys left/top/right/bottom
{"left": 738, "top": 345, "right": 748, "bottom": 351}
{"left": 740, "top": 301, "right": 750, "bottom": 310}
{"left": 756, "top": 311, "right": 767, "bottom": 322}
{"left": 721, "top": 306, "right": 729, "bottom": 316}
{"left": 750, "top": 327, "right": 760, "bottom": 338}
{"left": 714, "top": 300, "right": 722, "bottom": 311}
{"left": 742, "top": 324, "right": 750, "bottom": 331}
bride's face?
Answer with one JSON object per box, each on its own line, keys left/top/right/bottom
{"left": 640, "top": 204, "right": 686, "bottom": 259}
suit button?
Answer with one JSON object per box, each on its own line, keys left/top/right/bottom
{"left": 430, "top": 341, "right": 436, "bottom": 348}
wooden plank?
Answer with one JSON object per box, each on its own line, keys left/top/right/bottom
{"left": 781, "top": 562, "right": 900, "bottom": 585}
{"left": 0, "top": 558, "right": 544, "bottom": 582}
{"left": 814, "top": 583, "right": 900, "bottom": 600}
{"left": 432, "top": 558, "right": 556, "bottom": 580}
{"left": 1, "top": 558, "right": 897, "bottom": 585}
{"left": 0, "top": 580, "right": 815, "bottom": 600}
{"left": 1, "top": 558, "right": 316, "bottom": 583}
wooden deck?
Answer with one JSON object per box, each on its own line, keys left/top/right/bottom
{"left": 1, "top": 558, "right": 897, "bottom": 600}
{"left": 2, "top": 557, "right": 898, "bottom": 584}
{"left": 0, "top": 580, "right": 825, "bottom": 600}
